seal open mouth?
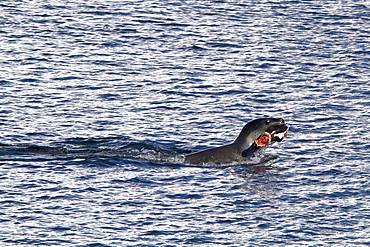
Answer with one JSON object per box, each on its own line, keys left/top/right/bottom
{"left": 242, "top": 123, "right": 288, "bottom": 157}
{"left": 255, "top": 124, "right": 289, "bottom": 147}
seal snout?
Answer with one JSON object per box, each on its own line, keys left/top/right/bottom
{"left": 277, "top": 118, "right": 285, "bottom": 125}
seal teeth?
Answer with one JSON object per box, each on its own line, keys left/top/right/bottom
{"left": 255, "top": 132, "right": 271, "bottom": 146}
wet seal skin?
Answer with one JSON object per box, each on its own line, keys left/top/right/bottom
{"left": 185, "top": 118, "right": 288, "bottom": 165}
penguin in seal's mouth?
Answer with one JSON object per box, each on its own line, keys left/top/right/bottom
{"left": 185, "top": 118, "right": 289, "bottom": 165}
{"left": 242, "top": 123, "right": 289, "bottom": 157}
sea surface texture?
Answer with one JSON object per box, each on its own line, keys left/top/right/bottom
{"left": 1, "top": 0, "right": 370, "bottom": 246}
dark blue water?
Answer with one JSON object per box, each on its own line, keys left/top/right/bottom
{"left": 1, "top": 0, "right": 370, "bottom": 246}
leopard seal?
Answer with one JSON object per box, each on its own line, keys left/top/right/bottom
{"left": 184, "top": 118, "right": 288, "bottom": 164}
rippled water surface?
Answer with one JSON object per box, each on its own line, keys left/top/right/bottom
{"left": 1, "top": 0, "right": 370, "bottom": 246}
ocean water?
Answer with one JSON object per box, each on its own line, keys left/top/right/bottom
{"left": 1, "top": 0, "right": 370, "bottom": 246}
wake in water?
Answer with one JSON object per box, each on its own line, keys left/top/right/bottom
{"left": 0, "top": 137, "right": 280, "bottom": 167}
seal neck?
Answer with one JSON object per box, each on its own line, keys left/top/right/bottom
{"left": 233, "top": 124, "right": 256, "bottom": 152}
